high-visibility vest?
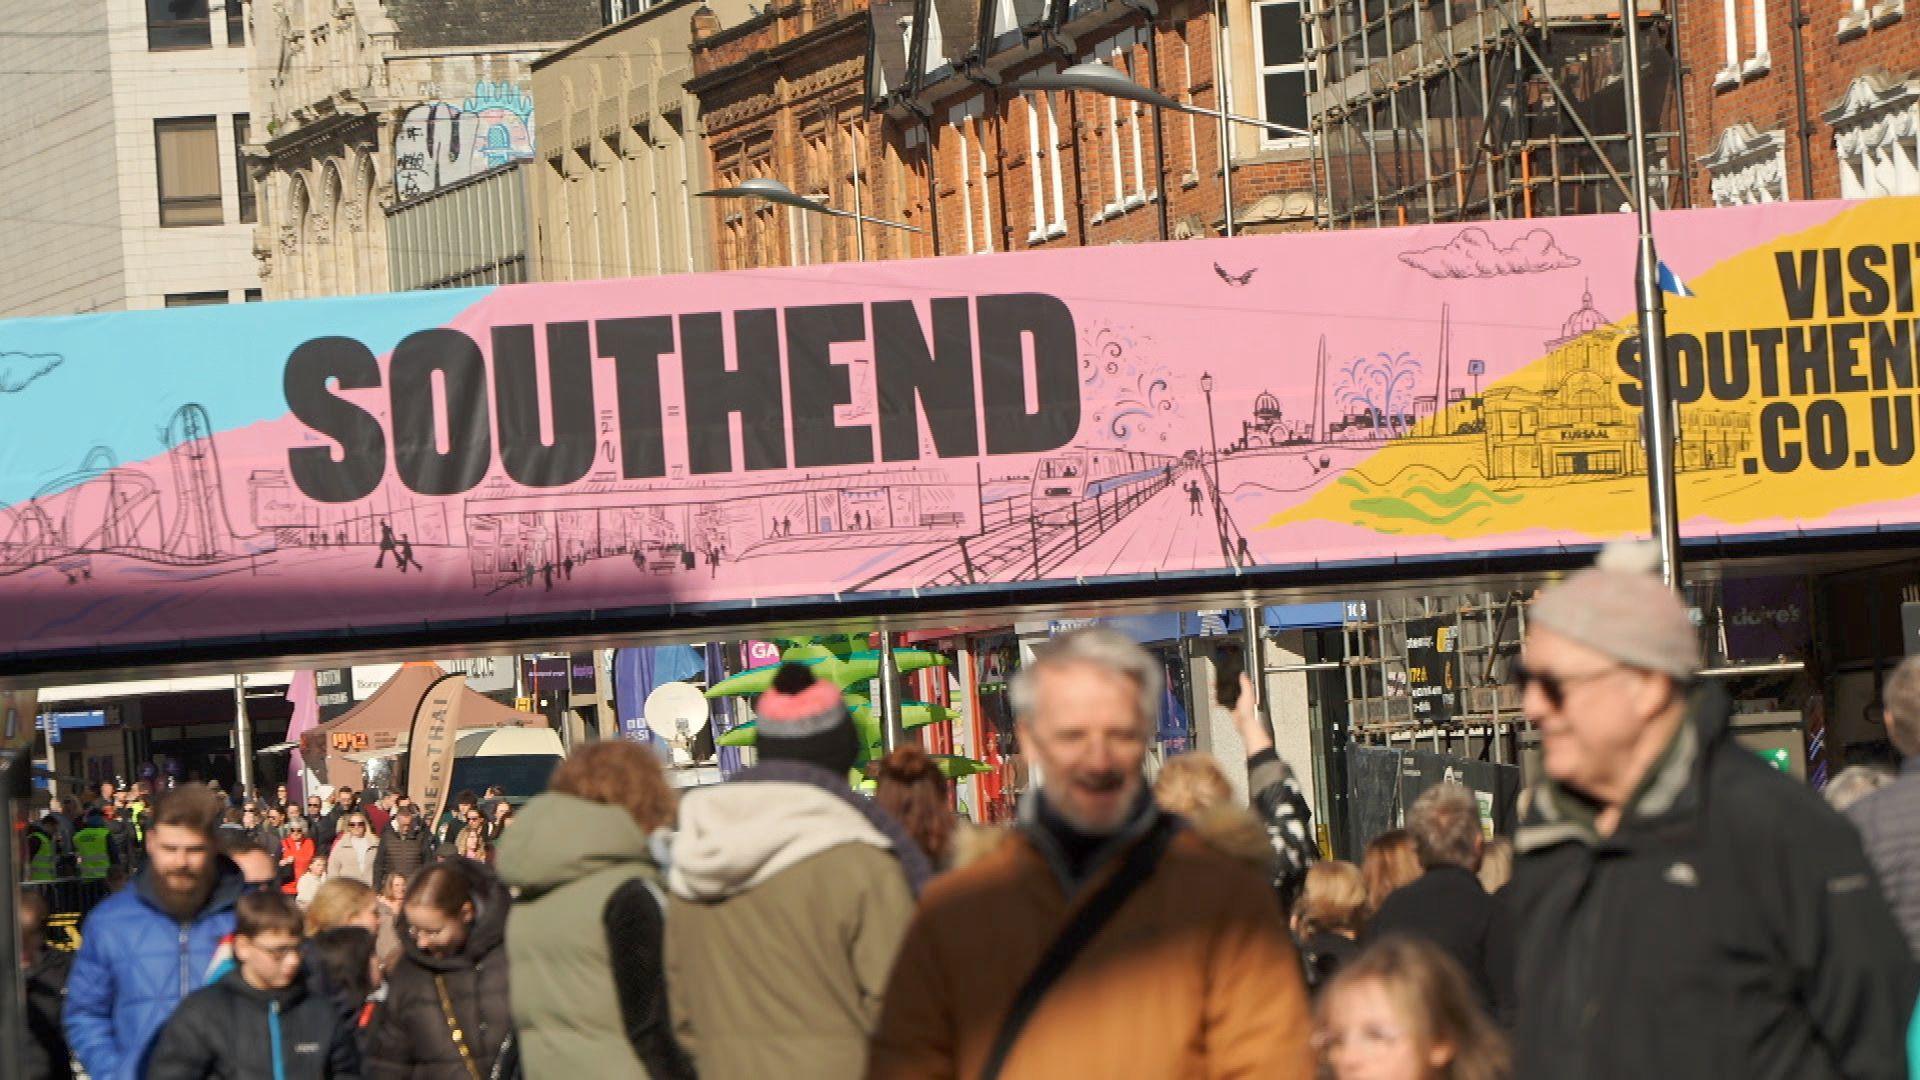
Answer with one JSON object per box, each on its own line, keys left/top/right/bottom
{"left": 74, "top": 827, "right": 111, "bottom": 879}
{"left": 126, "top": 801, "right": 147, "bottom": 845}
{"left": 24, "top": 826, "right": 56, "bottom": 882}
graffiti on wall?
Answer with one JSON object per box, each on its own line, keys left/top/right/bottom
{"left": 393, "top": 81, "right": 535, "bottom": 200}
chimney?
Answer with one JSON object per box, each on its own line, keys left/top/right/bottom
{"left": 691, "top": 5, "right": 721, "bottom": 39}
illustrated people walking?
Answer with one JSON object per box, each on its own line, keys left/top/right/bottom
{"left": 1187, "top": 481, "right": 1204, "bottom": 515}
{"left": 868, "top": 629, "right": 1313, "bottom": 1078}
{"left": 1509, "top": 541, "right": 1916, "bottom": 1076}
{"left": 395, "top": 534, "right": 422, "bottom": 574}
{"left": 374, "top": 520, "right": 396, "bottom": 569}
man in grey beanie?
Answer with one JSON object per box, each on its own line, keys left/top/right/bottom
{"left": 1508, "top": 542, "right": 1915, "bottom": 1079}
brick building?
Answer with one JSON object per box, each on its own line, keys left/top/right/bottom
{"left": 687, "top": 0, "right": 1319, "bottom": 270}
{"left": 1685, "top": 0, "right": 1917, "bottom": 202}
{"left": 251, "top": 0, "right": 601, "bottom": 297}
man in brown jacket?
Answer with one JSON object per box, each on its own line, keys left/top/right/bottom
{"left": 868, "top": 628, "right": 1315, "bottom": 1079}
{"left": 667, "top": 662, "right": 928, "bottom": 1080}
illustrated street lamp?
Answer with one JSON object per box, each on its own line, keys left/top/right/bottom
{"left": 1010, "top": 63, "right": 1312, "bottom": 237}
{"left": 696, "top": 177, "right": 922, "bottom": 263}
{"left": 1200, "top": 372, "right": 1232, "bottom": 563}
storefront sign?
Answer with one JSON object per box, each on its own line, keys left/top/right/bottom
{"left": 1405, "top": 617, "right": 1457, "bottom": 725}
{"left": 3, "top": 200, "right": 1919, "bottom": 665}
{"left": 1722, "top": 577, "right": 1812, "bottom": 662}
{"left": 314, "top": 667, "right": 354, "bottom": 723}
{"left": 569, "top": 652, "right": 599, "bottom": 696}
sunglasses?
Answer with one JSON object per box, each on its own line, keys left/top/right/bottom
{"left": 1511, "top": 659, "right": 1618, "bottom": 709}
{"left": 349, "top": 820, "right": 368, "bottom": 827}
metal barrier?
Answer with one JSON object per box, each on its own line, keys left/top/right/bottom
{"left": 20, "top": 877, "right": 112, "bottom": 950}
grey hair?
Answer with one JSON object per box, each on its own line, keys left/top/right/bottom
{"left": 1886, "top": 656, "right": 1920, "bottom": 758}
{"left": 1009, "top": 628, "right": 1162, "bottom": 731}
{"left": 1824, "top": 764, "right": 1895, "bottom": 812}
{"left": 1407, "top": 782, "right": 1483, "bottom": 870}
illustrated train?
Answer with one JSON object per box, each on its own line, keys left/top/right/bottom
{"left": 1029, "top": 447, "right": 1181, "bottom": 511}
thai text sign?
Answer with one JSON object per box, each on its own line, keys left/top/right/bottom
{"left": 0, "top": 199, "right": 1916, "bottom": 666}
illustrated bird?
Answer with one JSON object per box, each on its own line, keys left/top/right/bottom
{"left": 1214, "top": 262, "right": 1257, "bottom": 286}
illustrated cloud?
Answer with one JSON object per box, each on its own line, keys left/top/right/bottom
{"left": 0, "top": 352, "right": 63, "bottom": 394}
{"left": 1398, "top": 228, "right": 1580, "bottom": 279}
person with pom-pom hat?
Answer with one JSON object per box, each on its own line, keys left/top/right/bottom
{"left": 1508, "top": 541, "right": 1916, "bottom": 1079}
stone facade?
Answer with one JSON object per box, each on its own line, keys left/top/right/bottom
{"left": 1684, "top": 0, "right": 1919, "bottom": 202}
{"left": 528, "top": 0, "right": 758, "bottom": 281}
{"left": 0, "top": 0, "right": 260, "bottom": 315}
{"left": 251, "top": 0, "right": 599, "bottom": 298}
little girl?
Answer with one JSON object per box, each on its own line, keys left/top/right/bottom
{"left": 1315, "top": 937, "right": 1510, "bottom": 1080}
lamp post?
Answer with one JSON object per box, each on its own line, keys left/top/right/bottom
{"left": 1620, "top": 0, "right": 1683, "bottom": 588}
{"left": 696, "top": 177, "right": 922, "bottom": 263}
{"left": 1010, "top": 64, "right": 1311, "bottom": 238}
{"left": 1200, "top": 372, "right": 1230, "bottom": 559}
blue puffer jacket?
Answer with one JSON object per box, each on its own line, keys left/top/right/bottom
{"left": 63, "top": 859, "right": 246, "bottom": 1080}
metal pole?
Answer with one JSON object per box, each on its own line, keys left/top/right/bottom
{"left": 1241, "top": 598, "right": 1271, "bottom": 741}
{"left": 1622, "top": 0, "right": 1683, "bottom": 587}
{"left": 1, "top": 749, "right": 26, "bottom": 1080}
{"left": 1209, "top": 0, "right": 1237, "bottom": 235}
{"left": 878, "top": 631, "right": 904, "bottom": 754}
{"left": 850, "top": 122, "right": 868, "bottom": 262}
{"left": 233, "top": 674, "right": 255, "bottom": 799}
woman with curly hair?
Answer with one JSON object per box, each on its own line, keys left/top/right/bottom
{"left": 873, "top": 745, "right": 957, "bottom": 870}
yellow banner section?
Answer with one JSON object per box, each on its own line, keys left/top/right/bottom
{"left": 1269, "top": 199, "right": 1920, "bottom": 541}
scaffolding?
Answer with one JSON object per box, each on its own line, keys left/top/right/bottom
{"left": 1306, "top": 0, "right": 1685, "bottom": 227}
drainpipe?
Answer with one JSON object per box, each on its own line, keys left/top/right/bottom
{"left": 1785, "top": 0, "right": 1817, "bottom": 198}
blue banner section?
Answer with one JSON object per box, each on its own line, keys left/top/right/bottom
{"left": 613, "top": 645, "right": 704, "bottom": 745}
{"left": 0, "top": 288, "right": 487, "bottom": 508}
{"left": 1048, "top": 603, "right": 1348, "bottom": 644}
{"left": 707, "top": 643, "right": 743, "bottom": 777}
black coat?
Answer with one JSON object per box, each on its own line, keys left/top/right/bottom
{"left": 1365, "top": 864, "right": 1516, "bottom": 1023}
{"left": 364, "top": 858, "right": 515, "bottom": 1080}
{"left": 22, "top": 947, "right": 71, "bottom": 1080}
{"left": 372, "top": 824, "right": 433, "bottom": 891}
{"left": 145, "top": 968, "right": 360, "bottom": 1080}
{"left": 1510, "top": 684, "right": 1919, "bottom": 1080}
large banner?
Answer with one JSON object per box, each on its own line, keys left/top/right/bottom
{"left": 0, "top": 199, "right": 1916, "bottom": 666}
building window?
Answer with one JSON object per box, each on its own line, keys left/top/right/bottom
{"left": 1700, "top": 122, "right": 1789, "bottom": 204}
{"left": 148, "top": 0, "right": 211, "bottom": 49}
{"left": 1717, "top": 0, "right": 1770, "bottom": 84}
{"left": 234, "top": 114, "right": 256, "bottom": 224}
{"left": 155, "top": 117, "right": 223, "bottom": 227}
{"left": 1088, "top": 31, "right": 1152, "bottom": 221}
{"left": 165, "top": 291, "right": 229, "bottom": 307}
{"left": 1826, "top": 74, "right": 1920, "bottom": 197}
{"left": 1255, "top": 0, "right": 1313, "bottom": 143}
{"left": 1026, "top": 91, "right": 1068, "bottom": 242}
{"left": 244, "top": 289, "right": 262, "bottom": 302}
{"left": 224, "top": 0, "right": 244, "bottom": 46}
{"left": 949, "top": 100, "right": 994, "bottom": 254}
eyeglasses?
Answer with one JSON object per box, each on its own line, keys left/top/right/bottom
{"left": 1313, "top": 1023, "right": 1409, "bottom": 1055}
{"left": 1512, "top": 659, "right": 1619, "bottom": 709}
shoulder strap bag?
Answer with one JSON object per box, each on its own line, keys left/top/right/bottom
{"left": 979, "top": 815, "right": 1182, "bottom": 1080}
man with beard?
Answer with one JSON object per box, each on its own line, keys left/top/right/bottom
{"left": 65, "top": 783, "right": 247, "bottom": 1080}
{"left": 869, "top": 629, "right": 1313, "bottom": 1078}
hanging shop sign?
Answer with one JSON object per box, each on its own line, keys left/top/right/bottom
{"left": 3, "top": 199, "right": 1920, "bottom": 666}
{"left": 1404, "top": 616, "right": 1458, "bottom": 725}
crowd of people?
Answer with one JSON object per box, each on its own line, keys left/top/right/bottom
{"left": 14, "top": 541, "right": 1920, "bottom": 1078}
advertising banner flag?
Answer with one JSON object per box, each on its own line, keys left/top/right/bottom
{"left": 405, "top": 674, "right": 464, "bottom": 827}
{"left": 2, "top": 199, "right": 1919, "bottom": 666}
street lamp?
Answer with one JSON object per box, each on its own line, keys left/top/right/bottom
{"left": 1619, "top": 1, "right": 1683, "bottom": 589}
{"left": 1200, "top": 372, "right": 1232, "bottom": 562}
{"left": 1010, "top": 63, "right": 1310, "bottom": 237}
{"left": 696, "top": 177, "right": 922, "bottom": 263}
{"left": 1014, "top": 63, "right": 1309, "bottom": 137}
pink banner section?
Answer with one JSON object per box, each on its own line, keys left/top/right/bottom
{"left": 1, "top": 197, "right": 1916, "bottom": 662}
